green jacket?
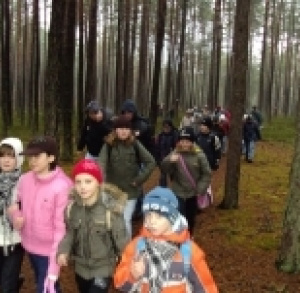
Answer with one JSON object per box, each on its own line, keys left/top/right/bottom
{"left": 57, "top": 183, "right": 129, "bottom": 280}
{"left": 161, "top": 148, "right": 211, "bottom": 199}
{"left": 98, "top": 136, "right": 156, "bottom": 199}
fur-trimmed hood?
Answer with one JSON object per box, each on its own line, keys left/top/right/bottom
{"left": 69, "top": 182, "right": 127, "bottom": 214}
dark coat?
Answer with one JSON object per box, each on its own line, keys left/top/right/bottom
{"left": 77, "top": 117, "right": 112, "bottom": 156}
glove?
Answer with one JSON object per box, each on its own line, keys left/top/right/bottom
{"left": 43, "top": 275, "right": 57, "bottom": 293}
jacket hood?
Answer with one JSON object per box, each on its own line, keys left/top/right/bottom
{"left": 70, "top": 182, "right": 128, "bottom": 214}
{"left": 0, "top": 137, "right": 24, "bottom": 169}
{"left": 140, "top": 214, "right": 190, "bottom": 244}
{"left": 121, "top": 99, "right": 137, "bottom": 115}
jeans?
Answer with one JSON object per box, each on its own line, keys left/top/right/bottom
{"left": 243, "top": 140, "right": 255, "bottom": 160}
{"left": 75, "top": 274, "right": 111, "bottom": 293}
{"left": 221, "top": 136, "right": 228, "bottom": 154}
{"left": 28, "top": 253, "right": 61, "bottom": 293}
{"left": 123, "top": 199, "right": 137, "bottom": 239}
{"left": 0, "top": 244, "right": 24, "bottom": 293}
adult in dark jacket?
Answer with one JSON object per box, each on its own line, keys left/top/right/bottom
{"left": 195, "top": 117, "right": 221, "bottom": 171}
{"left": 155, "top": 119, "right": 179, "bottom": 186}
{"left": 77, "top": 101, "right": 113, "bottom": 160}
{"left": 242, "top": 114, "right": 260, "bottom": 163}
{"left": 121, "top": 99, "right": 155, "bottom": 155}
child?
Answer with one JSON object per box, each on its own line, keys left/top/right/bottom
{"left": 77, "top": 100, "right": 113, "bottom": 160}
{"left": 0, "top": 138, "right": 24, "bottom": 293}
{"left": 99, "top": 115, "right": 156, "bottom": 238}
{"left": 155, "top": 119, "right": 178, "bottom": 187}
{"left": 57, "top": 159, "right": 129, "bottom": 293}
{"left": 114, "top": 186, "right": 218, "bottom": 292}
{"left": 161, "top": 127, "right": 211, "bottom": 235}
{"left": 8, "top": 136, "right": 72, "bottom": 293}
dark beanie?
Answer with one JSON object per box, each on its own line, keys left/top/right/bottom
{"left": 200, "top": 117, "right": 213, "bottom": 129}
{"left": 178, "top": 126, "right": 195, "bottom": 143}
{"left": 113, "top": 116, "right": 133, "bottom": 129}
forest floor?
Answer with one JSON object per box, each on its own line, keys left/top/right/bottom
{"left": 20, "top": 139, "right": 300, "bottom": 293}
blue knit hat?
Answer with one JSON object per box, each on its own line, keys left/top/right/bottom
{"left": 142, "top": 187, "right": 179, "bottom": 224}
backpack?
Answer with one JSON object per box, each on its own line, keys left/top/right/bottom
{"left": 136, "top": 237, "right": 191, "bottom": 276}
{"left": 107, "top": 140, "right": 141, "bottom": 168}
{"left": 107, "top": 141, "right": 144, "bottom": 220}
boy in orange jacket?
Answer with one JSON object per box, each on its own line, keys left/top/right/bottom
{"left": 114, "top": 186, "right": 218, "bottom": 292}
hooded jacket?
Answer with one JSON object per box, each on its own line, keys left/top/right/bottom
{"left": 99, "top": 133, "right": 156, "bottom": 200}
{"left": 10, "top": 166, "right": 72, "bottom": 276}
{"left": 77, "top": 109, "right": 112, "bottom": 156}
{"left": 161, "top": 146, "right": 211, "bottom": 199}
{"left": 0, "top": 137, "right": 24, "bottom": 247}
{"left": 57, "top": 183, "right": 129, "bottom": 279}
{"left": 114, "top": 217, "right": 218, "bottom": 292}
{"left": 121, "top": 99, "right": 155, "bottom": 154}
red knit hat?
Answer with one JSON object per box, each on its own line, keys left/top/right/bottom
{"left": 71, "top": 159, "right": 103, "bottom": 184}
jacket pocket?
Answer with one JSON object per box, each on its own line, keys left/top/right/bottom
{"left": 89, "top": 221, "right": 114, "bottom": 259}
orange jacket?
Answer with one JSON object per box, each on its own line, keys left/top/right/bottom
{"left": 114, "top": 226, "right": 218, "bottom": 293}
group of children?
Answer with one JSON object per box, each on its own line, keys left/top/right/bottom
{"left": 0, "top": 112, "right": 219, "bottom": 292}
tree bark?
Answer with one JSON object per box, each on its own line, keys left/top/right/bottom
{"left": 219, "top": 0, "right": 251, "bottom": 209}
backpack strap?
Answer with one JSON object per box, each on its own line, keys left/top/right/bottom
{"left": 136, "top": 237, "right": 146, "bottom": 253}
{"left": 180, "top": 240, "right": 191, "bottom": 276}
{"left": 66, "top": 200, "right": 75, "bottom": 220}
{"left": 105, "top": 209, "right": 120, "bottom": 260}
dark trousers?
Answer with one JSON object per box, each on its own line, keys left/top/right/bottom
{"left": 177, "top": 196, "right": 198, "bottom": 235}
{"left": 28, "top": 253, "right": 61, "bottom": 293}
{"left": 0, "top": 244, "right": 24, "bottom": 293}
{"left": 75, "top": 274, "right": 111, "bottom": 293}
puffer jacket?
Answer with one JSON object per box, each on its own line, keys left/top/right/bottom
{"left": 114, "top": 219, "right": 218, "bottom": 293}
{"left": 57, "top": 183, "right": 129, "bottom": 280}
{"left": 161, "top": 146, "right": 211, "bottom": 199}
{"left": 98, "top": 133, "right": 156, "bottom": 200}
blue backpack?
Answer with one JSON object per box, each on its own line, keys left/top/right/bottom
{"left": 136, "top": 237, "right": 191, "bottom": 276}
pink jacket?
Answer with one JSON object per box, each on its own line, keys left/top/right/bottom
{"left": 11, "top": 167, "right": 72, "bottom": 276}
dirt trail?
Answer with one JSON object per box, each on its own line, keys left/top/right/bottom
{"left": 20, "top": 142, "right": 300, "bottom": 292}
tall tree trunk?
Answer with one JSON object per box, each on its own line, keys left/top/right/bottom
{"left": 136, "top": 0, "right": 149, "bottom": 113}
{"left": 84, "top": 0, "right": 98, "bottom": 104}
{"left": 32, "top": 0, "right": 40, "bottom": 132}
{"left": 149, "top": 0, "right": 167, "bottom": 126}
{"left": 208, "top": 0, "right": 222, "bottom": 110}
{"left": 77, "top": 0, "right": 84, "bottom": 133}
{"left": 219, "top": 0, "right": 251, "bottom": 209}
{"left": 0, "top": 0, "right": 11, "bottom": 135}
{"left": 276, "top": 86, "right": 300, "bottom": 273}
{"left": 115, "top": 0, "right": 125, "bottom": 112}
{"left": 44, "top": 0, "right": 66, "bottom": 136}
{"left": 176, "top": 0, "right": 188, "bottom": 107}
{"left": 61, "top": 0, "right": 76, "bottom": 161}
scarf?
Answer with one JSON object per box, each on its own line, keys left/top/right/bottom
{"left": 138, "top": 239, "right": 178, "bottom": 293}
{"left": 0, "top": 170, "right": 21, "bottom": 241}
{"left": 0, "top": 170, "right": 21, "bottom": 213}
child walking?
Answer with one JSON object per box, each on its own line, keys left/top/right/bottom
{"left": 114, "top": 186, "right": 218, "bottom": 292}
{"left": 9, "top": 136, "right": 72, "bottom": 293}
{"left": 99, "top": 116, "right": 156, "bottom": 238}
{"left": 0, "top": 138, "right": 24, "bottom": 293}
{"left": 161, "top": 126, "right": 211, "bottom": 235}
{"left": 57, "top": 159, "right": 129, "bottom": 293}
